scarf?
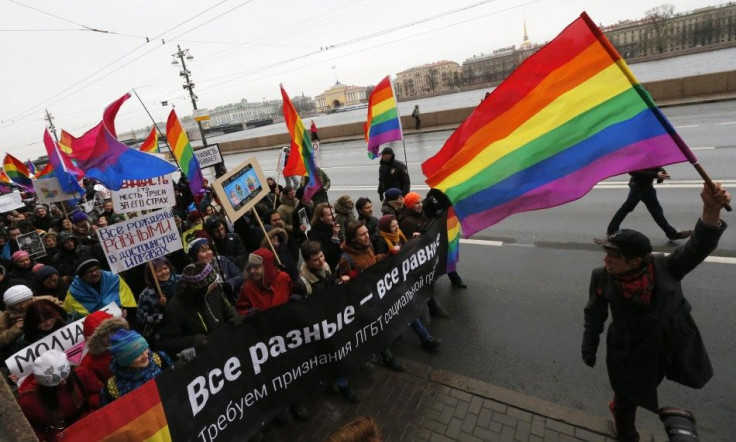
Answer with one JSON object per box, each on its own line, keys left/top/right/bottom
{"left": 67, "top": 271, "right": 136, "bottom": 315}
{"left": 379, "top": 229, "right": 407, "bottom": 250}
{"left": 613, "top": 257, "right": 655, "bottom": 306}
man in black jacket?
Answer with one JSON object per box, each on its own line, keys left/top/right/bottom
{"left": 377, "top": 147, "right": 410, "bottom": 200}
{"left": 583, "top": 183, "right": 729, "bottom": 441}
{"left": 607, "top": 167, "right": 691, "bottom": 240}
{"left": 204, "top": 218, "right": 248, "bottom": 269}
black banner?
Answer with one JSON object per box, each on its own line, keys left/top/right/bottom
{"left": 155, "top": 216, "right": 448, "bottom": 441}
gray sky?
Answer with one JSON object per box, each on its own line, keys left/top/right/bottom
{"left": 0, "top": 0, "right": 719, "bottom": 159}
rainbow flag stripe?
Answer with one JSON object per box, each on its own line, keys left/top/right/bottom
{"left": 167, "top": 110, "right": 204, "bottom": 196}
{"left": 3, "top": 153, "right": 33, "bottom": 188}
{"left": 422, "top": 13, "right": 691, "bottom": 237}
{"left": 60, "top": 380, "right": 171, "bottom": 441}
{"left": 140, "top": 127, "right": 159, "bottom": 153}
{"left": 281, "top": 85, "right": 321, "bottom": 201}
{"left": 446, "top": 207, "right": 461, "bottom": 272}
{"left": 365, "top": 75, "right": 403, "bottom": 159}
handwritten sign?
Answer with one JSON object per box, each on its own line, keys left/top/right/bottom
{"left": 96, "top": 208, "right": 183, "bottom": 273}
{"left": 33, "top": 177, "right": 79, "bottom": 203}
{"left": 194, "top": 144, "right": 223, "bottom": 169}
{"left": 5, "top": 303, "right": 122, "bottom": 378}
{"left": 0, "top": 192, "right": 24, "bottom": 212}
{"left": 111, "top": 175, "right": 175, "bottom": 214}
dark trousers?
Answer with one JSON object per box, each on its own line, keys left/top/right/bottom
{"left": 611, "top": 395, "right": 640, "bottom": 442}
{"left": 607, "top": 183, "right": 676, "bottom": 237}
{"left": 414, "top": 116, "right": 421, "bottom": 130}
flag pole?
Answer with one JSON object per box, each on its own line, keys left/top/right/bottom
{"left": 388, "top": 75, "right": 410, "bottom": 171}
{"left": 251, "top": 208, "right": 282, "bottom": 266}
{"left": 131, "top": 89, "right": 182, "bottom": 172}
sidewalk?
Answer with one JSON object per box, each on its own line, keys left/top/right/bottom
{"left": 264, "top": 358, "right": 659, "bottom": 441}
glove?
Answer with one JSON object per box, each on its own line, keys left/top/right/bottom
{"left": 582, "top": 353, "right": 596, "bottom": 368}
{"left": 178, "top": 347, "right": 197, "bottom": 362}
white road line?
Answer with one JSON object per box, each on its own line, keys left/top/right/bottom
{"left": 691, "top": 146, "right": 715, "bottom": 150}
{"left": 675, "top": 124, "right": 698, "bottom": 128}
{"left": 718, "top": 121, "right": 736, "bottom": 125}
{"left": 459, "top": 238, "right": 736, "bottom": 264}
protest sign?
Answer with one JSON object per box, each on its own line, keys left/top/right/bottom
{"left": 212, "top": 157, "right": 267, "bottom": 222}
{"left": 96, "top": 208, "right": 182, "bottom": 273}
{"left": 194, "top": 144, "right": 224, "bottom": 169}
{"left": 0, "top": 192, "right": 24, "bottom": 212}
{"left": 5, "top": 303, "right": 122, "bottom": 378}
{"left": 111, "top": 174, "right": 175, "bottom": 213}
{"left": 33, "top": 177, "right": 79, "bottom": 203}
{"left": 298, "top": 207, "right": 311, "bottom": 234}
{"left": 81, "top": 200, "right": 96, "bottom": 213}
{"left": 17, "top": 231, "right": 45, "bottom": 258}
{"left": 62, "top": 215, "right": 449, "bottom": 441}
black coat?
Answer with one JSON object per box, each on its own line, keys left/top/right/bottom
{"left": 307, "top": 221, "right": 342, "bottom": 271}
{"left": 583, "top": 219, "right": 725, "bottom": 411}
{"left": 377, "top": 156, "right": 410, "bottom": 198}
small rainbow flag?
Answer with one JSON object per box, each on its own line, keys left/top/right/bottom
{"left": 365, "top": 75, "right": 403, "bottom": 159}
{"left": 59, "top": 380, "right": 171, "bottom": 441}
{"left": 167, "top": 110, "right": 204, "bottom": 196}
{"left": 0, "top": 170, "right": 20, "bottom": 193}
{"left": 422, "top": 13, "right": 693, "bottom": 237}
{"left": 3, "top": 153, "right": 33, "bottom": 189}
{"left": 140, "top": 127, "right": 159, "bottom": 153}
{"left": 446, "top": 207, "right": 461, "bottom": 273}
{"left": 281, "top": 85, "right": 321, "bottom": 201}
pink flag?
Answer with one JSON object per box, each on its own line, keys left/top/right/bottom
{"left": 103, "top": 92, "right": 131, "bottom": 138}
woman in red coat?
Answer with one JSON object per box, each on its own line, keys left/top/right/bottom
{"left": 17, "top": 350, "right": 101, "bottom": 442}
{"left": 236, "top": 248, "right": 292, "bottom": 314}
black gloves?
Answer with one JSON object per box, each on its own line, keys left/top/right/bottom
{"left": 582, "top": 353, "right": 596, "bottom": 368}
{"left": 581, "top": 331, "right": 599, "bottom": 368}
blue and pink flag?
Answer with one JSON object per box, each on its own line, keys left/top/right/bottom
{"left": 42, "top": 129, "right": 84, "bottom": 194}
{"left": 364, "top": 76, "right": 403, "bottom": 159}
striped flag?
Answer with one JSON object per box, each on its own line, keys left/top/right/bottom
{"left": 166, "top": 110, "right": 204, "bottom": 196}
{"left": 365, "top": 75, "right": 403, "bottom": 159}
{"left": 3, "top": 153, "right": 33, "bottom": 189}
{"left": 281, "top": 85, "right": 321, "bottom": 201}
{"left": 140, "top": 127, "right": 159, "bottom": 153}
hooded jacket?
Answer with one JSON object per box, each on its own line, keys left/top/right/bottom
{"left": 204, "top": 218, "right": 248, "bottom": 269}
{"left": 79, "top": 317, "right": 129, "bottom": 382}
{"left": 377, "top": 152, "right": 410, "bottom": 197}
{"left": 237, "top": 248, "right": 292, "bottom": 313}
{"left": 276, "top": 193, "right": 297, "bottom": 234}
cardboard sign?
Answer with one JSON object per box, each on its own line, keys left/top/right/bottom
{"left": 111, "top": 175, "right": 175, "bottom": 214}
{"left": 212, "top": 157, "right": 268, "bottom": 222}
{"left": 96, "top": 208, "right": 183, "bottom": 273}
{"left": 17, "top": 231, "right": 46, "bottom": 259}
{"left": 33, "top": 177, "right": 79, "bottom": 203}
{"left": 0, "top": 192, "right": 25, "bottom": 212}
{"left": 194, "top": 144, "right": 224, "bottom": 169}
{"left": 5, "top": 303, "right": 122, "bottom": 378}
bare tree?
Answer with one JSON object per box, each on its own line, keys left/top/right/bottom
{"left": 425, "top": 68, "right": 439, "bottom": 93}
{"left": 646, "top": 4, "right": 675, "bottom": 53}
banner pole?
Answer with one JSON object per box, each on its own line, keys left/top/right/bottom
{"left": 147, "top": 261, "right": 166, "bottom": 305}
{"left": 388, "top": 75, "right": 409, "bottom": 171}
{"left": 131, "top": 88, "right": 183, "bottom": 173}
{"left": 251, "top": 208, "right": 281, "bottom": 266}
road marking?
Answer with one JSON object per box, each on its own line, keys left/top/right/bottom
{"left": 675, "top": 124, "right": 698, "bottom": 128}
{"left": 719, "top": 121, "right": 736, "bottom": 125}
{"left": 459, "top": 238, "right": 736, "bottom": 264}
{"left": 691, "top": 146, "right": 715, "bottom": 150}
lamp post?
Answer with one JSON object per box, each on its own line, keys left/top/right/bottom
{"left": 172, "top": 45, "right": 208, "bottom": 147}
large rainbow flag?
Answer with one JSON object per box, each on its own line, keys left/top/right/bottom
{"left": 446, "top": 207, "right": 461, "bottom": 273}
{"left": 140, "top": 127, "right": 160, "bottom": 153}
{"left": 3, "top": 153, "right": 33, "bottom": 189}
{"left": 166, "top": 110, "right": 204, "bottom": 196}
{"left": 281, "top": 85, "right": 321, "bottom": 201}
{"left": 60, "top": 379, "right": 171, "bottom": 441}
{"left": 364, "top": 75, "right": 403, "bottom": 159}
{"left": 422, "top": 13, "right": 693, "bottom": 237}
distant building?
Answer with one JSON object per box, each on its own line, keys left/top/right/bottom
{"left": 315, "top": 82, "right": 369, "bottom": 112}
{"left": 461, "top": 43, "right": 541, "bottom": 87}
{"left": 395, "top": 61, "right": 461, "bottom": 98}
{"left": 603, "top": 3, "right": 736, "bottom": 58}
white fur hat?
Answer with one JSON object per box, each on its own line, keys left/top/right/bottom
{"left": 33, "top": 350, "right": 71, "bottom": 387}
{"left": 3, "top": 285, "right": 33, "bottom": 307}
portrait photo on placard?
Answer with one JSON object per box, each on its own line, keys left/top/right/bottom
{"left": 212, "top": 157, "right": 268, "bottom": 222}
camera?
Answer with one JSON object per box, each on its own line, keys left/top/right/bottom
{"left": 659, "top": 407, "right": 698, "bottom": 441}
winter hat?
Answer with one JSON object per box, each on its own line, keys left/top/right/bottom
{"left": 594, "top": 229, "right": 652, "bottom": 258}
{"left": 32, "top": 350, "right": 71, "bottom": 387}
{"left": 109, "top": 329, "right": 149, "bottom": 367}
{"left": 11, "top": 250, "right": 30, "bottom": 262}
{"left": 244, "top": 248, "right": 277, "bottom": 287}
{"left": 380, "top": 147, "right": 394, "bottom": 155}
{"left": 403, "top": 192, "right": 422, "bottom": 209}
{"left": 187, "top": 237, "right": 210, "bottom": 259}
{"left": 75, "top": 258, "right": 100, "bottom": 276}
{"left": 83, "top": 310, "right": 113, "bottom": 339}
{"left": 3, "top": 285, "right": 33, "bottom": 307}
{"left": 384, "top": 188, "right": 402, "bottom": 202}
{"left": 337, "top": 195, "right": 353, "bottom": 207}
{"left": 187, "top": 210, "right": 203, "bottom": 224}
{"left": 378, "top": 215, "right": 397, "bottom": 233}
{"left": 70, "top": 211, "right": 88, "bottom": 224}
{"left": 295, "top": 186, "right": 306, "bottom": 201}
{"left": 180, "top": 262, "right": 218, "bottom": 294}
{"left": 58, "top": 231, "right": 75, "bottom": 245}
{"left": 35, "top": 265, "right": 59, "bottom": 282}
{"left": 32, "top": 263, "right": 45, "bottom": 273}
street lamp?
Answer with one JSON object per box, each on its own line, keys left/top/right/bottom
{"left": 171, "top": 45, "right": 208, "bottom": 148}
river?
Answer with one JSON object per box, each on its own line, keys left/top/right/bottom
{"left": 206, "top": 47, "right": 736, "bottom": 146}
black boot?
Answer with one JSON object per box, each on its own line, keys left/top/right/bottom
{"left": 381, "top": 348, "right": 405, "bottom": 372}
{"left": 448, "top": 271, "right": 467, "bottom": 288}
{"left": 427, "top": 298, "right": 450, "bottom": 318}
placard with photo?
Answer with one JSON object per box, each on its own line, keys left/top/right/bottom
{"left": 212, "top": 157, "right": 268, "bottom": 222}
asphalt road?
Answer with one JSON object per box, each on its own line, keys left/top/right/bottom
{"left": 223, "top": 101, "right": 736, "bottom": 440}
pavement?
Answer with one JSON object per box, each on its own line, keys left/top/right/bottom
{"left": 264, "top": 357, "right": 661, "bottom": 441}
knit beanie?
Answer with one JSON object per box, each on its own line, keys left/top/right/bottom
{"left": 180, "top": 262, "right": 218, "bottom": 295}
{"left": 33, "top": 263, "right": 45, "bottom": 273}
{"left": 32, "top": 350, "right": 71, "bottom": 387}
{"left": 70, "top": 211, "right": 88, "bottom": 224}
{"left": 187, "top": 210, "right": 203, "bottom": 224}
{"left": 11, "top": 250, "right": 30, "bottom": 262}
{"left": 35, "top": 265, "right": 59, "bottom": 282}
{"left": 378, "top": 215, "right": 396, "bottom": 233}
{"left": 243, "top": 253, "right": 264, "bottom": 282}
{"left": 187, "top": 237, "right": 210, "bottom": 259}
{"left": 109, "top": 329, "right": 149, "bottom": 367}
{"left": 83, "top": 310, "right": 113, "bottom": 339}
{"left": 384, "top": 188, "right": 402, "bottom": 202}
{"left": 3, "top": 285, "right": 33, "bottom": 307}
{"left": 403, "top": 192, "right": 422, "bottom": 209}
{"left": 75, "top": 258, "right": 100, "bottom": 277}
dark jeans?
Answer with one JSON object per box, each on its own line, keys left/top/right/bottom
{"left": 607, "top": 183, "right": 676, "bottom": 237}
{"left": 611, "top": 395, "right": 640, "bottom": 442}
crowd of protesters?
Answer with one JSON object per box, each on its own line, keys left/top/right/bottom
{"left": 0, "top": 146, "right": 468, "bottom": 441}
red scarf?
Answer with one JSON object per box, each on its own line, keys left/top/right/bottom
{"left": 613, "top": 258, "right": 655, "bottom": 306}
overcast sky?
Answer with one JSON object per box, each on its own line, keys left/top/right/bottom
{"left": 0, "top": 0, "right": 720, "bottom": 159}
